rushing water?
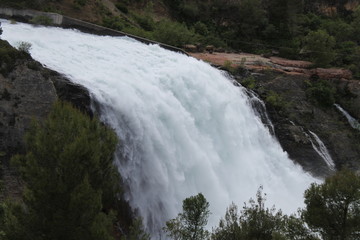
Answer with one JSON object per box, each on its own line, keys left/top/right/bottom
{"left": 308, "top": 131, "right": 335, "bottom": 170}
{"left": 246, "top": 89, "right": 275, "bottom": 135}
{"left": 334, "top": 104, "right": 360, "bottom": 131}
{"left": 2, "top": 20, "right": 316, "bottom": 237}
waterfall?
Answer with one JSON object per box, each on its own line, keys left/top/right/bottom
{"left": 308, "top": 131, "right": 335, "bottom": 170}
{"left": 2, "top": 20, "right": 316, "bottom": 237}
{"left": 334, "top": 104, "right": 360, "bottom": 131}
{"left": 245, "top": 89, "right": 275, "bottom": 135}
{"left": 289, "top": 121, "right": 335, "bottom": 172}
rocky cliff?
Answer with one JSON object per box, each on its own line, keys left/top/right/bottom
{"left": 0, "top": 40, "right": 91, "bottom": 199}
{"left": 235, "top": 70, "right": 360, "bottom": 177}
{"left": 192, "top": 50, "right": 360, "bottom": 177}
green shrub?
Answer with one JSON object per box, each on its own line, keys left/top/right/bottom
{"left": 0, "top": 40, "right": 26, "bottom": 76}
{"left": 29, "top": 15, "right": 53, "bottom": 25}
{"left": 193, "top": 21, "right": 209, "bottom": 36}
{"left": 103, "top": 16, "right": 125, "bottom": 31}
{"left": 223, "top": 60, "right": 236, "bottom": 74}
{"left": 115, "top": 2, "right": 128, "bottom": 14}
{"left": 303, "top": 169, "right": 360, "bottom": 240}
{"left": 242, "top": 76, "right": 256, "bottom": 89}
{"left": 4, "top": 101, "right": 119, "bottom": 240}
{"left": 153, "top": 20, "right": 196, "bottom": 47}
{"left": 306, "top": 79, "right": 336, "bottom": 107}
{"left": 265, "top": 91, "right": 288, "bottom": 110}
{"left": 16, "top": 41, "right": 31, "bottom": 53}
{"left": 133, "top": 14, "right": 155, "bottom": 31}
{"left": 303, "top": 30, "right": 336, "bottom": 67}
{"left": 74, "top": 0, "right": 87, "bottom": 6}
{"left": 122, "top": 26, "right": 154, "bottom": 40}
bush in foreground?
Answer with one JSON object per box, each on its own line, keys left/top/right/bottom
{"left": 0, "top": 101, "right": 119, "bottom": 240}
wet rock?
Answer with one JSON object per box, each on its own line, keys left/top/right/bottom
{"left": 237, "top": 70, "right": 360, "bottom": 177}
{"left": 50, "top": 70, "right": 92, "bottom": 116}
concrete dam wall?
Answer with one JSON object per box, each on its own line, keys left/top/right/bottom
{"left": 0, "top": 8, "right": 187, "bottom": 55}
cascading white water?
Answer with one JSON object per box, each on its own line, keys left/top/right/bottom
{"left": 334, "top": 104, "right": 360, "bottom": 131}
{"left": 2, "top": 20, "right": 316, "bottom": 237}
{"left": 308, "top": 131, "right": 335, "bottom": 170}
{"left": 245, "top": 89, "right": 275, "bottom": 135}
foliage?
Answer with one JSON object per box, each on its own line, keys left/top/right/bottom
{"left": 280, "top": 213, "right": 319, "bottom": 240}
{"left": 164, "top": 193, "right": 210, "bottom": 240}
{"left": 0, "top": 0, "right": 42, "bottom": 9}
{"left": 351, "top": 6, "right": 360, "bottom": 42}
{"left": 74, "top": 0, "right": 87, "bottom": 7}
{"left": 193, "top": 21, "right": 208, "bottom": 36}
{"left": 321, "top": 19, "right": 353, "bottom": 43}
{"left": 103, "top": 16, "right": 125, "bottom": 31}
{"left": 265, "top": 91, "right": 288, "bottom": 110}
{"left": 115, "top": 2, "right": 129, "bottom": 14}
{"left": 238, "top": 187, "right": 284, "bottom": 240}
{"left": 16, "top": 41, "right": 31, "bottom": 53}
{"left": 153, "top": 20, "right": 197, "bottom": 47}
{"left": 0, "top": 40, "right": 28, "bottom": 76}
{"left": 223, "top": 60, "right": 236, "bottom": 74}
{"left": 133, "top": 13, "right": 155, "bottom": 31}
{"left": 212, "top": 186, "right": 318, "bottom": 240}
{"left": 30, "top": 15, "right": 53, "bottom": 25}
{"left": 303, "top": 169, "right": 360, "bottom": 240}
{"left": 1, "top": 101, "right": 119, "bottom": 240}
{"left": 303, "top": 30, "right": 336, "bottom": 67}
{"left": 121, "top": 218, "right": 150, "bottom": 240}
{"left": 241, "top": 76, "right": 256, "bottom": 89}
{"left": 305, "top": 79, "right": 336, "bottom": 108}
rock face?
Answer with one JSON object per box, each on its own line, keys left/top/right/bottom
{"left": 0, "top": 43, "right": 91, "bottom": 200}
{"left": 236, "top": 71, "right": 360, "bottom": 177}
{"left": 0, "top": 60, "right": 56, "bottom": 162}
{"left": 0, "top": 58, "right": 91, "bottom": 164}
{"left": 337, "top": 79, "right": 360, "bottom": 120}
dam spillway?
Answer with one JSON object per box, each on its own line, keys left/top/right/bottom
{"left": 1, "top": 20, "right": 315, "bottom": 237}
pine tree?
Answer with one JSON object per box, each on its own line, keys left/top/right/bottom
{"left": 164, "top": 193, "right": 210, "bottom": 240}
{"left": 303, "top": 169, "right": 360, "bottom": 240}
{"left": 4, "top": 101, "right": 119, "bottom": 240}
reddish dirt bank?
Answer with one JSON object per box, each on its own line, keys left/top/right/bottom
{"left": 190, "top": 52, "right": 353, "bottom": 80}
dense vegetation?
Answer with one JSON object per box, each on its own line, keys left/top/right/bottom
{"left": 166, "top": 169, "right": 360, "bottom": 240}
{"left": 0, "top": 102, "right": 119, "bottom": 240}
{"left": 107, "top": 0, "right": 360, "bottom": 76}
{"left": 1, "top": 0, "right": 360, "bottom": 77}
